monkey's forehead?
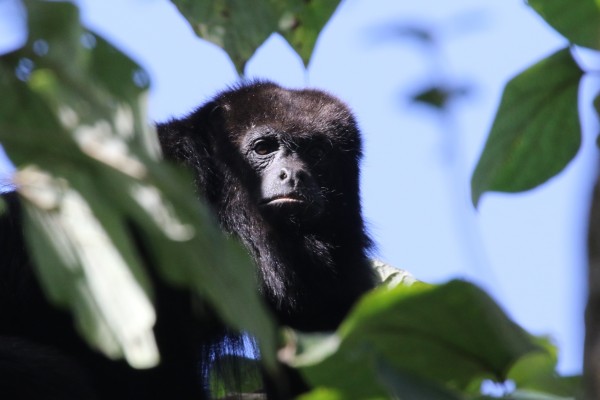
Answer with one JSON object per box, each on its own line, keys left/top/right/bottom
{"left": 217, "top": 82, "right": 353, "bottom": 119}
{"left": 223, "top": 95, "right": 351, "bottom": 117}
{"left": 205, "top": 82, "right": 363, "bottom": 149}
{"left": 227, "top": 105, "right": 354, "bottom": 129}
{"left": 220, "top": 93, "right": 356, "bottom": 131}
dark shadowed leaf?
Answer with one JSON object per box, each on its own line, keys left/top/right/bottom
{"left": 471, "top": 48, "right": 582, "bottom": 207}
{"left": 288, "top": 281, "right": 545, "bottom": 398}
{"left": 528, "top": 0, "right": 600, "bottom": 50}
{"left": 170, "top": 0, "right": 340, "bottom": 74}
{"left": 375, "top": 358, "right": 462, "bottom": 400}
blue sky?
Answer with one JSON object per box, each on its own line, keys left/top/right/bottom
{"left": 1, "top": 0, "right": 596, "bottom": 374}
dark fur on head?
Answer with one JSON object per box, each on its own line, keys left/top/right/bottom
{"left": 158, "top": 81, "right": 375, "bottom": 331}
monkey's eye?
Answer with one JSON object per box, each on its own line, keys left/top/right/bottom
{"left": 253, "top": 139, "right": 278, "bottom": 155}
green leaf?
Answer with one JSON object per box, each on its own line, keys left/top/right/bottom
{"left": 290, "top": 281, "right": 543, "bottom": 398}
{"left": 278, "top": 0, "right": 340, "bottom": 67}
{"left": 504, "top": 390, "right": 575, "bottom": 400}
{"left": 528, "top": 0, "right": 600, "bottom": 50}
{"left": 20, "top": 170, "right": 158, "bottom": 367}
{"left": 375, "top": 358, "right": 463, "bottom": 400}
{"left": 1, "top": 0, "right": 157, "bottom": 367}
{"left": 0, "top": 0, "right": 277, "bottom": 371}
{"left": 297, "top": 388, "right": 347, "bottom": 400}
{"left": 170, "top": 0, "right": 340, "bottom": 74}
{"left": 471, "top": 48, "right": 582, "bottom": 207}
{"left": 507, "top": 342, "right": 581, "bottom": 397}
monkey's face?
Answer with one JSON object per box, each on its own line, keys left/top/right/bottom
{"left": 240, "top": 128, "right": 330, "bottom": 225}
{"left": 212, "top": 83, "right": 363, "bottom": 228}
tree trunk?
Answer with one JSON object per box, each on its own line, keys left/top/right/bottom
{"left": 585, "top": 167, "right": 600, "bottom": 399}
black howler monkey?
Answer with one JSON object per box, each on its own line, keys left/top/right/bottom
{"left": 0, "top": 81, "right": 376, "bottom": 399}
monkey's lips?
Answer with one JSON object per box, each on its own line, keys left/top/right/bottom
{"left": 261, "top": 196, "right": 305, "bottom": 206}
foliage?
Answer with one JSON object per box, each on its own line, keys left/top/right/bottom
{"left": 471, "top": 48, "right": 582, "bottom": 206}
{"left": 286, "top": 281, "right": 578, "bottom": 400}
{"left": 528, "top": 0, "right": 600, "bottom": 51}
{"left": 0, "top": 0, "right": 587, "bottom": 399}
{"left": 471, "top": 0, "right": 600, "bottom": 205}
{"left": 170, "top": 0, "right": 340, "bottom": 74}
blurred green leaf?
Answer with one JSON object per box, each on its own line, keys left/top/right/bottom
{"left": 375, "top": 357, "right": 463, "bottom": 400}
{"left": 411, "top": 84, "right": 470, "bottom": 110}
{"left": 289, "top": 281, "right": 544, "bottom": 398}
{"left": 297, "top": 388, "right": 347, "bottom": 400}
{"left": 503, "top": 390, "right": 574, "bottom": 400}
{"left": 0, "top": 0, "right": 277, "bottom": 370}
{"left": 507, "top": 341, "right": 581, "bottom": 397}
{"left": 20, "top": 169, "right": 158, "bottom": 367}
{"left": 170, "top": 0, "right": 340, "bottom": 74}
{"left": 528, "top": 0, "right": 600, "bottom": 50}
{"left": 471, "top": 48, "right": 582, "bottom": 207}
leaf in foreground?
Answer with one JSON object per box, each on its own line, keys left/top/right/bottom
{"left": 288, "top": 281, "right": 545, "bottom": 398}
{"left": 471, "top": 48, "right": 582, "bottom": 207}
{"left": 375, "top": 358, "right": 462, "bottom": 400}
{"left": 170, "top": 0, "right": 340, "bottom": 73}
{"left": 0, "top": 0, "right": 276, "bottom": 369}
{"left": 507, "top": 346, "right": 581, "bottom": 397}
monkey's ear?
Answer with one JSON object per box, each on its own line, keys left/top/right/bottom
{"left": 205, "top": 104, "right": 227, "bottom": 138}
{"left": 205, "top": 103, "right": 229, "bottom": 132}
{"left": 196, "top": 103, "right": 233, "bottom": 157}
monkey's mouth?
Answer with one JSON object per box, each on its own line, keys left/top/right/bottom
{"left": 261, "top": 195, "right": 305, "bottom": 206}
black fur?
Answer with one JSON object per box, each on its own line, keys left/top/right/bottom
{"left": 158, "top": 82, "right": 375, "bottom": 331}
{"left": 0, "top": 81, "right": 375, "bottom": 398}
